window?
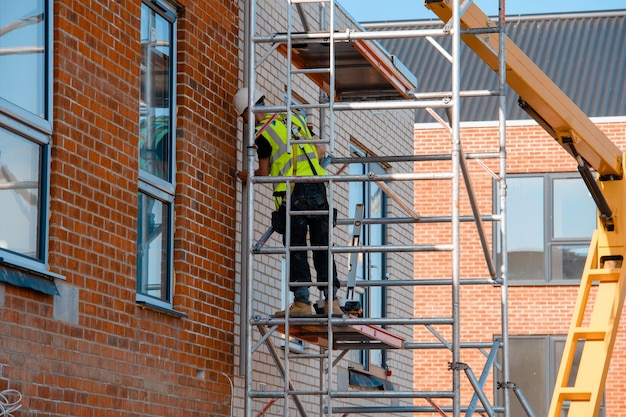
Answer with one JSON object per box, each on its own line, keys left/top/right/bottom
{"left": 496, "top": 173, "right": 596, "bottom": 284}
{"left": 0, "top": 0, "right": 59, "bottom": 293}
{"left": 137, "top": 1, "right": 177, "bottom": 310}
{"left": 348, "top": 146, "right": 387, "bottom": 370}
{"left": 0, "top": 2, "right": 47, "bottom": 116}
{"left": 496, "top": 335, "right": 605, "bottom": 417}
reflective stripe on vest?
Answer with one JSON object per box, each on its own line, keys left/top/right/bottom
{"left": 257, "top": 113, "right": 326, "bottom": 194}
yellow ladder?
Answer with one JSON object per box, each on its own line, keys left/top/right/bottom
{"left": 548, "top": 231, "right": 626, "bottom": 417}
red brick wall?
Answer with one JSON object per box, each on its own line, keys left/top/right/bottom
{"left": 0, "top": 1, "right": 240, "bottom": 415}
{"left": 413, "top": 121, "right": 626, "bottom": 415}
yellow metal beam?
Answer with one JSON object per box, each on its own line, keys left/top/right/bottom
{"left": 548, "top": 229, "right": 626, "bottom": 417}
{"left": 424, "top": 0, "right": 623, "bottom": 178}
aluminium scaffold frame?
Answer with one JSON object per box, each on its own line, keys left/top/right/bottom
{"left": 236, "top": 1, "right": 519, "bottom": 416}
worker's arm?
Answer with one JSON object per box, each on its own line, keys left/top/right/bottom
{"left": 314, "top": 140, "right": 326, "bottom": 161}
{"left": 237, "top": 133, "right": 272, "bottom": 183}
{"left": 304, "top": 123, "right": 326, "bottom": 160}
{"left": 255, "top": 157, "right": 270, "bottom": 176}
{"left": 236, "top": 157, "right": 270, "bottom": 183}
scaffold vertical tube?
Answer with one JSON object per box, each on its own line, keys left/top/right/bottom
{"left": 451, "top": 0, "right": 462, "bottom": 416}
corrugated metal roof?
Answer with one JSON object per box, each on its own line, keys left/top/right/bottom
{"left": 364, "top": 10, "right": 626, "bottom": 123}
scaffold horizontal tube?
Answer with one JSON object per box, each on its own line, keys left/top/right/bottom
{"left": 291, "top": 67, "right": 331, "bottom": 75}
{"left": 254, "top": 25, "right": 502, "bottom": 45}
{"left": 254, "top": 316, "right": 455, "bottom": 326}
{"left": 268, "top": 277, "right": 499, "bottom": 290}
{"left": 343, "top": 278, "right": 500, "bottom": 287}
{"left": 249, "top": 389, "right": 454, "bottom": 399}
{"left": 411, "top": 89, "right": 500, "bottom": 99}
{"left": 253, "top": 28, "right": 449, "bottom": 44}
{"left": 322, "top": 151, "right": 500, "bottom": 165}
{"left": 276, "top": 277, "right": 498, "bottom": 289}
{"left": 258, "top": 99, "right": 452, "bottom": 113}
{"left": 404, "top": 341, "right": 502, "bottom": 349}
{"left": 330, "top": 390, "right": 455, "bottom": 399}
{"left": 330, "top": 405, "right": 505, "bottom": 414}
{"left": 334, "top": 214, "right": 500, "bottom": 226}
{"left": 252, "top": 172, "right": 453, "bottom": 184}
{"left": 333, "top": 244, "right": 453, "bottom": 253}
{"left": 254, "top": 243, "right": 453, "bottom": 255}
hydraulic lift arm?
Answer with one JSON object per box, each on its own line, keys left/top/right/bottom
{"left": 425, "top": 2, "right": 626, "bottom": 417}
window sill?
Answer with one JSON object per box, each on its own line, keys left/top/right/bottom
{"left": 347, "top": 367, "right": 394, "bottom": 391}
{"left": 137, "top": 300, "right": 188, "bottom": 318}
{"left": 0, "top": 259, "right": 63, "bottom": 296}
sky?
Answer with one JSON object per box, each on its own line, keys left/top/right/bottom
{"left": 337, "top": 0, "right": 626, "bottom": 22}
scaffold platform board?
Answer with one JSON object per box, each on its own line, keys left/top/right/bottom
{"left": 275, "top": 319, "right": 405, "bottom": 350}
{"left": 277, "top": 35, "right": 417, "bottom": 101}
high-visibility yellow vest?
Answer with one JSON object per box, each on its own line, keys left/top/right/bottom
{"left": 257, "top": 113, "right": 326, "bottom": 195}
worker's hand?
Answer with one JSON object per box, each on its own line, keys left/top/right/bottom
{"left": 235, "top": 169, "right": 248, "bottom": 183}
{"left": 320, "top": 154, "right": 333, "bottom": 168}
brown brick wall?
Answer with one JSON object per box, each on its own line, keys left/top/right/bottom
{"left": 0, "top": 1, "right": 240, "bottom": 415}
{"left": 413, "top": 121, "right": 626, "bottom": 415}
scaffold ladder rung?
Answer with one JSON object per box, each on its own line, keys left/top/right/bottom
{"left": 548, "top": 231, "right": 626, "bottom": 417}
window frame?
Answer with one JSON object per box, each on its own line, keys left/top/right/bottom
{"left": 0, "top": 0, "right": 63, "bottom": 291}
{"left": 495, "top": 172, "right": 596, "bottom": 285}
{"left": 136, "top": 0, "right": 178, "bottom": 312}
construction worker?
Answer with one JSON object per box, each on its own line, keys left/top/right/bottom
{"left": 233, "top": 87, "right": 341, "bottom": 316}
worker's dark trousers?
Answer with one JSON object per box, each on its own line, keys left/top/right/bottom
{"left": 286, "top": 183, "right": 339, "bottom": 304}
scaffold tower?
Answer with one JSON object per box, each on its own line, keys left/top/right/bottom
{"left": 235, "top": 1, "right": 517, "bottom": 416}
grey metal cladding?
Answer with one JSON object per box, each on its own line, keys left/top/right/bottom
{"left": 365, "top": 10, "right": 626, "bottom": 123}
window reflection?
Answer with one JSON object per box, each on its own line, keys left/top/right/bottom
{"left": 137, "top": 192, "right": 170, "bottom": 301}
{"left": 139, "top": 3, "right": 172, "bottom": 182}
{"left": 0, "top": 0, "right": 50, "bottom": 273}
{"left": 506, "top": 177, "right": 544, "bottom": 281}
{"left": 551, "top": 245, "right": 588, "bottom": 280}
{"left": 0, "top": 1, "right": 46, "bottom": 116}
{"left": 498, "top": 174, "right": 595, "bottom": 283}
{"left": 0, "top": 128, "right": 41, "bottom": 258}
{"left": 136, "top": 1, "right": 176, "bottom": 309}
{"left": 553, "top": 178, "right": 596, "bottom": 239}
{"left": 139, "top": 114, "right": 170, "bottom": 179}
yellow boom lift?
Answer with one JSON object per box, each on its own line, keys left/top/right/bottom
{"left": 425, "top": 1, "right": 626, "bottom": 416}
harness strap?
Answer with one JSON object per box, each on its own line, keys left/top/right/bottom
{"left": 255, "top": 113, "right": 278, "bottom": 138}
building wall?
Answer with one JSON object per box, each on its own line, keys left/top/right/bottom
{"left": 413, "top": 119, "right": 626, "bottom": 415}
{"left": 1, "top": 0, "right": 240, "bottom": 415}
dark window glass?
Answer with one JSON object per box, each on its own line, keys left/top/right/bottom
{"left": 498, "top": 336, "right": 605, "bottom": 416}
